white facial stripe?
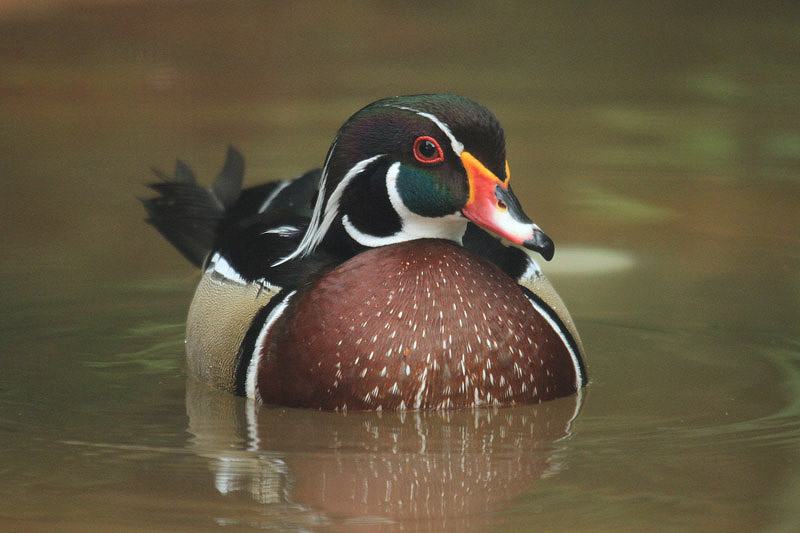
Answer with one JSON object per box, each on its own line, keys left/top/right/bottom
{"left": 524, "top": 294, "right": 584, "bottom": 392}
{"left": 390, "top": 105, "right": 464, "bottom": 156}
{"left": 342, "top": 161, "right": 468, "bottom": 247}
{"left": 246, "top": 289, "right": 297, "bottom": 401}
{"left": 275, "top": 150, "right": 382, "bottom": 265}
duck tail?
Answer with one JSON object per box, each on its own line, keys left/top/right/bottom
{"left": 141, "top": 146, "right": 244, "bottom": 267}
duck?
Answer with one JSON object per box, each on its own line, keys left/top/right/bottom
{"left": 143, "top": 94, "right": 586, "bottom": 411}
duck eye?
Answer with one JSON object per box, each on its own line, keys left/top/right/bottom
{"left": 413, "top": 136, "right": 444, "bottom": 164}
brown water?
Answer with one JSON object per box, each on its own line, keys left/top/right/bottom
{"left": 2, "top": 1, "right": 799, "bottom": 531}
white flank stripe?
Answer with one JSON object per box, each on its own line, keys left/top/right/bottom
{"left": 246, "top": 290, "right": 297, "bottom": 400}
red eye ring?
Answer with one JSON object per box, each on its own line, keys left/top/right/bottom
{"left": 413, "top": 136, "right": 444, "bottom": 164}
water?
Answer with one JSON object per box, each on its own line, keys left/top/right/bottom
{"left": 2, "top": 1, "right": 799, "bottom": 530}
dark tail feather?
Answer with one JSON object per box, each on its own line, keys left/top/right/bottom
{"left": 142, "top": 147, "right": 244, "bottom": 267}
{"left": 212, "top": 146, "right": 244, "bottom": 209}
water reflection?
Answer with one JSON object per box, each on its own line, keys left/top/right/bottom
{"left": 186, "top": 378, "right": 584, "bottom": 527}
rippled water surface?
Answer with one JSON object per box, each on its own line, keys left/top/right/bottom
{"left": 2, "top": 2, "right": 799, "bottom": 531}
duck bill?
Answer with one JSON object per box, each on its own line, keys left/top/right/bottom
{"left": 460, "top": 151, "right": 554, "bottom": 261}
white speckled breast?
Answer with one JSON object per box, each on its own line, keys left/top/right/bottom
{"left": 258, "top": 239, "right": 582, "bottom": 410}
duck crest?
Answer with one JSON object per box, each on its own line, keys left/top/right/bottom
{"left": 143, "top": 94, "right": 587, "bottom": 410}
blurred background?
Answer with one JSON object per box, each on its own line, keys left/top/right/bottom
{"left": 1, "top": 1, "right": 799, "bottom": 530}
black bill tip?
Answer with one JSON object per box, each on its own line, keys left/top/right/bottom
{"left": 523, "top": 230, "right": 555, "bottom": 261}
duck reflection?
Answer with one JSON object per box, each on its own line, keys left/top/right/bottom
{"left": 186, "top": 377, "right": 584, "bottom": 527}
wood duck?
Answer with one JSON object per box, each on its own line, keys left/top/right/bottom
{"left": 143, "top": 94, "right": 586, "bottom": 411}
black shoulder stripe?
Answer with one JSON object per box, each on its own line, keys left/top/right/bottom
{"left": 233, "top": 288, "right": 294, "bottom": 397}
{"left": 520, "top": 286, "right": 588, "bottom": 387}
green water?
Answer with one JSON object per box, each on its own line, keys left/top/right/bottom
{"left": 2, "top": 1, "right": 799, "bottom": 530}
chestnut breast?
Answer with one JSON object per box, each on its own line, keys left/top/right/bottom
{"left": 258, "top": 239, "right": 579, "bottom": 410}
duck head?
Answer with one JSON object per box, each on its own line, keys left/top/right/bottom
{"left": 278, "top": 94, "right": 554, "bottom": 264}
